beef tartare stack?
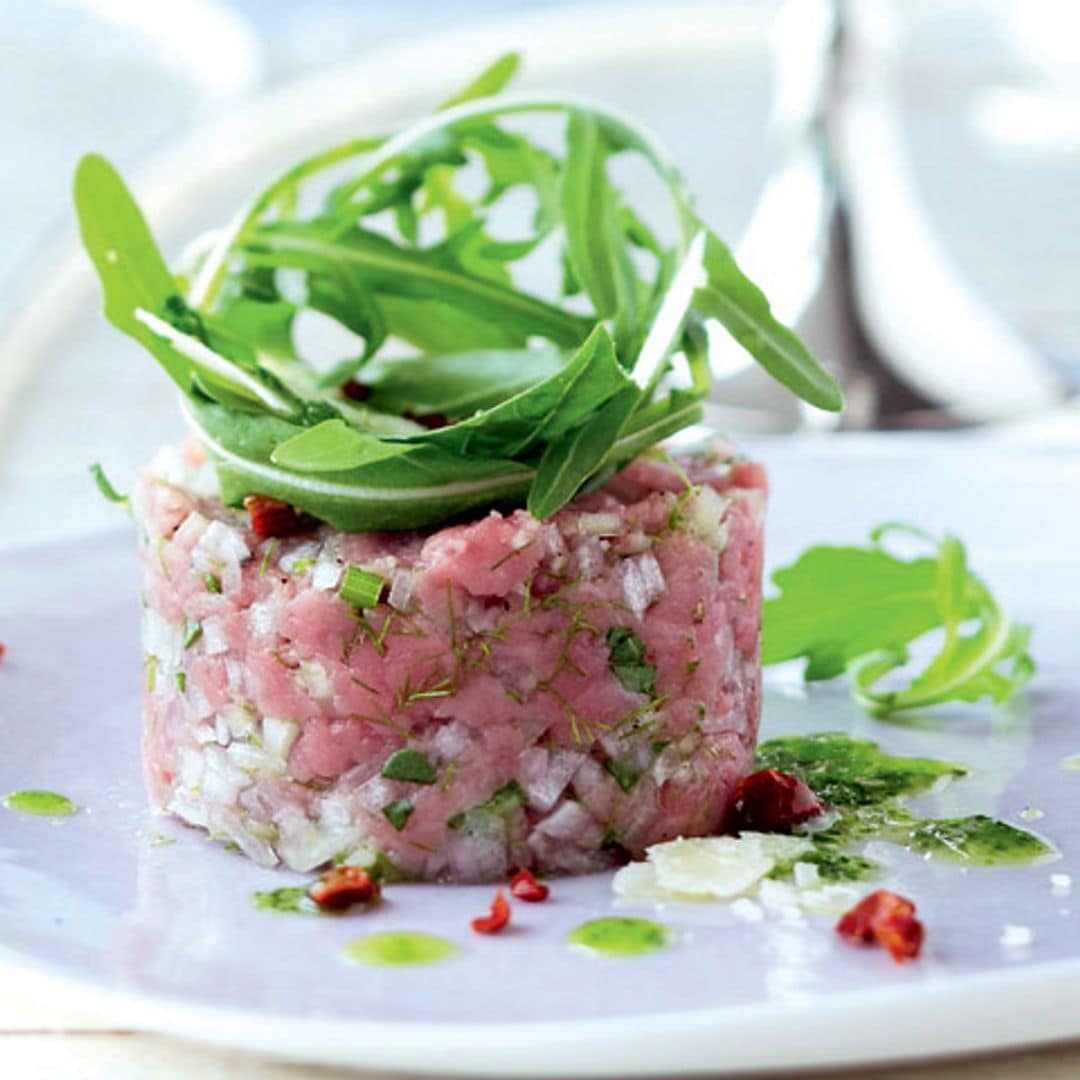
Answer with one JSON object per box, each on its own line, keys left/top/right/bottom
{"left": 134, "top": 442, "right": 765, "bottom": 878}
{"left": 75, "top": 57, "right": 841, "bottom": 880}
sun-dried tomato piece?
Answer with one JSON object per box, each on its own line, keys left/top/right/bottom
{"left": 307, "top": 866, "right": 381, "bottom": 911}
{"left": 0, "top": 642, "right": 6, "bottom": 663}
{"left": 403, "top": 411, "right": 450, "bottom": 430}
{"left": 471, "top": 888, "right": 511, "bottom": 934}
{"left": 509, "top": 868, "right": 550, "bottom": 902}
{"left": 341, "top": 380, "right": 372, "bottom": 402}
{"left": 243, "top": 495, "right": 307, "bottom": 540}
{"left": 727, "top": 768, "right": 825, "bottom": 833}
{"left": 836, "top": 889, "right": 924, "bottom": 962}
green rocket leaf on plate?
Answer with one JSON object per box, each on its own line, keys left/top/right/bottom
{"left": 762, "top": 524, "right": 1035, "bottom": 717}
{"left": 75, "top": 55, "right": 844, "bottom": 533}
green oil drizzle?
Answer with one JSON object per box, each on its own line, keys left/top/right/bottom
{"left": 2, "top": 790, "right": 79, "bottom": 817}
{"left": 567, "top": 917, "right": 673, "bottom": 958}
{"left": 252, "top": 886, "right": 320, "bottom": 915}
{"left": 906, "top": 816, "right": 1053, "bottom": 864}
{"left": 343, "top": 931, "right": 459, "bottom": 967}
{"left": 756, "top": 733, "right": 1055, "bottom": 881}
{"left": 769, "top": 848, "right": 878, "bottom": 884}
{"left": 756, "top": 733, "right": 966, "bottom": 806}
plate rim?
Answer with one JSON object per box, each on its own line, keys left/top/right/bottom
{"left": 2, "top": 939, "right": 1078, "bottom": 1076}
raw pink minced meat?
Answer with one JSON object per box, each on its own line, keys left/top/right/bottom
{"left": 133, "top": 441, "right": 766, "bottom": 881}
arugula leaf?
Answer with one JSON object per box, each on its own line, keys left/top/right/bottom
{"left": 528, "top": 383, "right": 640, "bottom": 518}
{"left": 270, "top": 419, "right": 406, "bottom": 473}
{"left": 561, "top": 110, "right": 621, "bottom": 319}
{"left": 244, "top": 221, "right": 589, "bottom": 348}
{"left": 438, "top": 52, "right": 521, "bottom": 109}
{"left": 408, "top": 325, "right": 630, "bottom": 458}
{"left": 74, "top": 156, "right": 302, "bottom": 419}
{"left": 186, "top": 398, "right": 535, "bottom": 532}
{"left": 359, "top": 347, "right": 566, "bottom": 418}
{"left": 76, "top": 61, "right": 844, "bottom": 532}
{"left": 763, "top": 525, "right": 1034, "bottom": 716}
{"left": 693, "top": 228, "right": 843, "bottom": 413}
{"left": 74, "top": 155, "right": 193, "bottom": 392}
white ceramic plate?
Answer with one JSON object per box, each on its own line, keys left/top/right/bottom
{"left": 1, "top": 435, "right": 1078, "bottom": 1075}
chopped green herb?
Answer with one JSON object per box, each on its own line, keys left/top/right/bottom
{"left": 182, "top": 618, "right": 203, "bottom": 649}
{"left": 605, "top": 626, "right": 657, "bottom": 695}
{"left": 381, "top": 748, "right": 437, "bottom": 784}
{"left": 382, "top": 798, "right": 415, "bottom": 831}
{"left": 448, "top": 780, "right": 525, "bottom": 829}
{"left": 604, "top": 758, "right": 642, "bottom": 794}
{"left": 3, "top": 790, "right": 80, "bottom": 817}
{"left": 144, "top": 654, "right": 158, "bottom": 692}
{"left": 89, "top": 462, "right": 129, "bottom": 506}
{"left": 763, "top": 525, "right": 1034, "bottom": 716}
{"left": 606, "top": 742, "right": 667, "bottom": 793}
{"left": 290, "top": 557, "right": 316, "bottom": 576}
{"left": 175, "top": 671, "right": 187, "bottom": 693}
{"left": 259, "top": 538, "right": 279, "bottom": 576}
{"left": 340, "top": 565, "right": 386, "bottom": 609}
{"left": 203, "top": 573, "right": 222, "bottom": 594}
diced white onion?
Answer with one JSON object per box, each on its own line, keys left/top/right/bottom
{"left": 193, "top": 520, "right": 250, "bottom": 574}
{"left": 262, "top": 716, "right": 299, "bottom": 764}
{"left": 201, "top": 616, "right": 229, "bottom": 655}
{"left": 297, "top": 660, "right": 332, "bottom": 700}
{"left": 141, "top": 610, "right": 182, "bottom": 668}
{"left": 248, "top": 598, "right": 279, "bottom": 638}
{"left": 388, "top": 569, "right": 415, "bottom": 611}
{"left": 312, "top": 551, "right": 344, "bottom": 591}
{"left": 573, "top": 536, "right": 606, "bottom": 578}
{"left": 521, "top": 748, "right": 586, "bottom": 813}
{"left": 578, "top": 512, "right": 621, "bottom": 536}
{"left": 684, "top": 486, "right": 731, "bottom": 551}
{"left": 617, "top": 550, "right": 666, "bottom": 615}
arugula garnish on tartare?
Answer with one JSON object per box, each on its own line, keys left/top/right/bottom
{"left": 73, "top": 53, "right": 841, "bottom": 532}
